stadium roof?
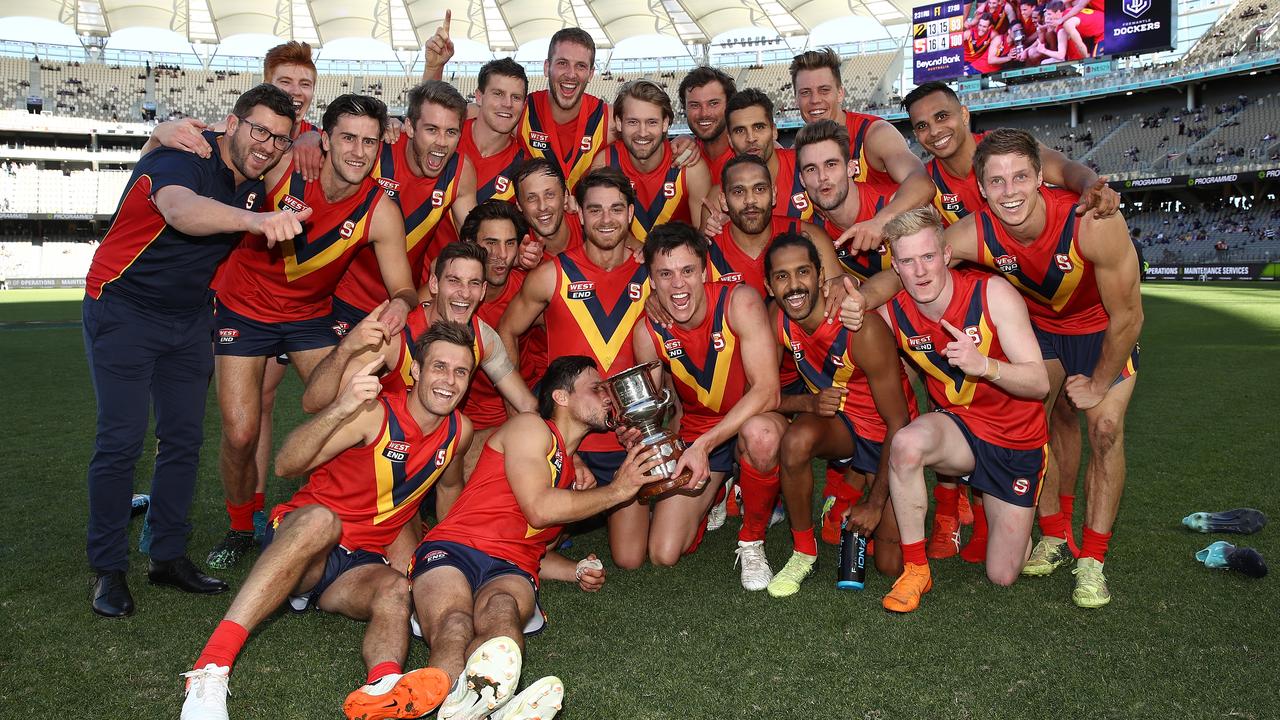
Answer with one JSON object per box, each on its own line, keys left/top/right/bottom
{"left": 29, "top": 0, "right": 909, "bottom": 52}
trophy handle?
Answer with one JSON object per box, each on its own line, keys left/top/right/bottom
{"left": 657, "top": 387, "right": 673, "bottom": 410}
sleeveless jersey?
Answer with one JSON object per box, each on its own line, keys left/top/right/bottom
{"left": 545, "top": 245, "right": 650, "bottom": 452}
{"left": 843, "top": 112, "right": 900, "bottom": 195}
{"left": 701, "top": 140, "right": 735, "bottom": 186}
{"left": 520, "top": 90, "right": 608, "bottom": 191}
{"left": 459, "top": 117, "right": 524, "bottom": 204}
{"left": 425, "top": 419, "right": 575, "bottom": 580}
{"left": 213, "top": 159, "right": 386, "bottom": 323}
{"left": 989, "top": 1, "right": 1011, "bottom": 33}
{"left": 274, "top": 392, "right": 463, "bottom": 552}
{"left": 644, "top": 282, "right": 748, "bottom": 441}
{"left": 965, "top": 27, "right": 997, "bottom": 75}
{"left": 887, "top": 268, "right": 1047, "bottom": 449}
{"left": 772, "top": 148, "right": 814, "bottom": 221}
{"left": 605, "top": 141, "right": 692, "bottom": 241}
{"left": 974, "top": 186, "right": 1108, "bottom": 334}
{"left": 708, "top": 216, "right": 801, "bottom": 298}
{"left": 777, "top": 311, "right": 917, "bottom": 443}
{"left": 819, "top": 182, "right": 895, "bottom": 282}
{"left": 382, "top": 303, "right": 488, "bottom": 394}
{"left": 463, "top": 272, "right": 527, "bottom": 430}
{"left": 1075, "top": 4, "right": 1105, "bottom": 42}
{"left": 928, "top": 132, "right": 987, "bottom": 226}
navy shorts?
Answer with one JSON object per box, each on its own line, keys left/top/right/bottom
{"left": 1035, "top": 327, "right": 1139, "bottom": 383}
{"left": 706, "top": 436, "right": 738, "bottom": 474}
{"left": 938, "top": 410, "right": 1046, "bottom": 508}
{"left": 213, "top": 302, "right": 341, "bottom": 357}
{"left": 579, "top": 449, "right": 627, "bottom": 487}
{"left": 782, "top": 376, "right": 810, "bottom": 396}
{"left": 831, "top": 414, "right": 884, "bottom": 476}
{"left": 409, "top": 540, "right": 546, "bottom": 636}
{"left": 264, "top": 511, "right": 388, "bottom": 611}
{"left": 328, "top": 296, "right": 367, "bottom": 336}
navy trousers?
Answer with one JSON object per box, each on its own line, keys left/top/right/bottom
{"left": 83, "top": 293, "right": 214, "bottom": 571}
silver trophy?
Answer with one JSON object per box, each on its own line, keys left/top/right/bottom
{"left": 606, "top": 361, "right": 692, "bottom": 501}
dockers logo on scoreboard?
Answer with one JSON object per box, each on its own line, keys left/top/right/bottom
{"left": 664, "top": 339, "right": 685, "bottom": 358}
{"left": 1123, "top": 0, "right": 1151, "bottom": 19}
{"left": 383, "top": 441, "right": 411, "bottom": 463}
{"left": 530, "top": 131, "right": 550, "bottom": 151}
{"left": 908, "top": 335, "right": 933, "bottom": 352}
{"left": 994, "top": 254, "right": 1019, "bottom": 273}
{"left": 281, "top": 195, "right": 309, "bottom": 214}
{"left": 567, "top": 281, "right": 595, "bottom": 300}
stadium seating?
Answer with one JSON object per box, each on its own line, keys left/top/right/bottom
{"left": 1128, "top": 201, "right": 1280, "bottom": 262}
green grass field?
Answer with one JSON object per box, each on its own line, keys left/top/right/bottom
{"left": 1, "top": 283, "right": 1277, "bottom": 719}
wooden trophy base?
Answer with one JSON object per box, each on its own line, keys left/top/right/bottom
{"left": 638, "top": 471, "right": 691, "bottom": 503}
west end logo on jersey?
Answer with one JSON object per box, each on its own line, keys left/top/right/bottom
{"left": 383, "top": 440, "right": 411, "bottom": 463}
{"left": 721, "top": 271, "right": 744, "bottom": 284}
{"left": 908, "top": 334, "right": 933, "bottom": 352}
{"left": 790, "top": 340, "right": 804, "bottom": 361}
{"left": 281, "top": 194, "right": 309, "bottom": 214}
{"left": 994, "top": 254, "right": 1019, "bottom": 273}
{"left": 218, "top": 328, "right": 239, "bottom": 344}
{"left": 942, "top": 193, "right": 963, "bottom": 212}
{"left": 1054, "top": 253, "right": 1074, "bottom": 272}
{"left": 244, "top": 192, "right": 258, "bottom": 209}
{"left": 552, "top": 451, "right": 564, "bottom": 471}
{"left": 423, "top": 549, "right": 449, "bottom": 563}
{"left": 1012, "top": 477, "right": 1030, "bottom": 496}
{"left": 376, "top": 178, "right": 400, "bottom": 197}
{"left": 791, "top": 192, "right": 810, "bottom": 211}
{"left": 664, "top": 338, "right": 685, "bottom": 358}
{"left": 568, "top": 281, "right": 596, "bottom": 300}
{"left": 530, "top": 131, "right": 550, "bottom": 150}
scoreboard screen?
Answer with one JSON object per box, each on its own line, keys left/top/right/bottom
{"left": 912, "top": 1, "right": 967, "bottom": 84}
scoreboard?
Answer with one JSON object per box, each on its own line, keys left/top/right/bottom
{"left": 912, "top": 1, "right": 966, "bottom": 84}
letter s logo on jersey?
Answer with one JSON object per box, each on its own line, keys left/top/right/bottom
{"left": 1012, "top": 478, "right": 1030, "bottom": 496}
{"left": 579, "top": 136, "right": 594, "bottom": 152}
{"left": 711, "top": 332, "right": 725, "bottom": 351}
{"left": 791, "top": 192, "right": 810, "bottom": 211}
{"left": 383, "top": 441, "right": 411, "bottom": 463}
{"left": 494, "top": 175, "right": 511, "bottom": 194}
{"left": 628, "top": 283, "right": 643, "bottom": 301}
{"left": 663, "top": 182, "right": 676, "bottom": 199}
{"left": 339, "top": 219, "right": 357, "bottom": 239}
{"left": 1054, "top": 253, "right": 1074, "bottom": 272}
{"left": 435, "top": 449, "right": 448, "bottom": 466}
{"left": 432, "top": 189, "right": 445, "bottom": 207}
{"left": 244, "top": 192, "right": 258, "bottom": 209}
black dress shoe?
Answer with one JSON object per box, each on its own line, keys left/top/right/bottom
{"left": 91, "top": 570, "right": 135, "bottom": 618}
{"left": 148, "top": 556, "right": 229, "bottom": 594}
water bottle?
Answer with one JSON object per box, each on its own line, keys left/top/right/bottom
{"left": 837, "top": 523, "right": 866, "bottom": 590}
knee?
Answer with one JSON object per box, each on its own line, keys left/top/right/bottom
{"left": 371, "top": 575, "right": 411, "bottom": 618}
{"left": 478, "top": 590, "right": 519, "bottom": 621}
{"left": 1089, "top": 416, "right": 1122, "bottom": 455}
{"left": 288, "top": 505, "right": 342, "bottom": 546}
{"left": 221, "top": 420, "right": 260, "bottom": 454}
{"left": 779, "top": 428, "right": 817, "bottom": 468}
{"left": 987, "top": 565, "right": 1019, "bottom": 587}
{"left": 434, "top": 608, "right": 474, "bottom": 641}
{"left": 648, "top": 540, "right": 683, "bottom": 568}
{"left": 888, "top": 431, "right": 926, "bottom": 474}
{"left": 612, "top": 549, "right": 647, "bottom": 571}
{"left": 739, "top": 418, "right": 781, "bottom": 468}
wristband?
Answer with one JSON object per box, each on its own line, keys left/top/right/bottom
{"left": 985, "top": 358, "right": 1001, "bottom": 382}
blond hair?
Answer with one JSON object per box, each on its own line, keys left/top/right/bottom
{"left": 883, "top": 206, "right": 946, "bottom": 254}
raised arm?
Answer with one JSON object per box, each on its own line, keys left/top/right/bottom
{"left": 301, "top": 303, "right": 395, "bottom": 413}
{"left": 497, "top": 261, "right": 556, "bottom": 362}
{"left": 275, "top": 358, "right": 385, "bottom": 477}
{"left": 1039, "top": 145, "right": 1120, "bottom": 219}
{"left": 368, "top": 197, "right": 418, "bottom": 335}
{"left": 953, "top": 276, "right": 1049, "bottom": 400}
{"left": 866, "top": 121, "right": 936, "bottom": 215}
{"left": 421, "top": 10, "right": 454, "bottom": 83}
{"left": 477, "top": 320, "right": 537, "bottom": 414}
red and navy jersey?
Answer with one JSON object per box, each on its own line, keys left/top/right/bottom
{"left": 333, "top": 134, "right": 462, "bottom": 313}
{"left": 974, "top": 187, "right": 1108, "bottom": 334}
{"left": 295, "top": 118, "right": 317, "bottom": 136}
{"left": 460, "top": 117, "right": 524, "bottom": 204}
{"left": 86, "top": 132, "right": 264, "bottom": 311}
{"left": 426, "top": 419, "right": 574, "bottom": 581}
{"left": 545, "top": 245, "right": 650, "bottom": 452}
{"left": 463, "top": 273, "right": 527, "bottom": 430}
{"left": 777, "top": 311, "right": 916, "bottom": 442}
{"left": 843, "top": 112, "right": 900, "bottom": 196}
{"left": 701, "top": 140, "right": 735, "bottom": 186}
{"left": 965, "top": 28, "right": 998, "bottom": 74}
{"left": 928, "top": 132, "right": 987, "bottom": 226}
{"left": 887, "top": 268, "right": 1047, "bottom": 449}
{"left": 709, "top": 216, "right": 801, "bottom": 298}
{"left": 520, "top": 90, "right": 608, "bottom": 191}
{"left": 273, "top": 390, "right": 463, "bottom": 552}
{"left": 383, "top": 303, "right": 487, "bottom": 394}
{"left": 213, "top": 159, "right": 385, "bottom": 323}
{"left": 537, "top": 217, "right": 585, "bottom": 262}
{"left": 819, "top": 182, "right": 895, "bottom": 282}
{"left": 772, "top": 148, "right": 814, "bottom": 221}
{"left": 645, "top": 282, "right": 747, "bottom": 440}
{"left": 605, "top": 141, "right": 692, "bottom": 241}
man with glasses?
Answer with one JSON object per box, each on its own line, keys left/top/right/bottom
{"left": 82, "top": 84, "right": 303, "bottom": 617}
{"left": 205, "top": 94, "right": 420, "bottom": 570}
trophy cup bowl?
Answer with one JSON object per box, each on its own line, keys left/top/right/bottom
{"left": 606, "top": 361, "right": 692, "bottom": 502}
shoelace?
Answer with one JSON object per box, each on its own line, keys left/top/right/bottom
{"left": 180, "top": 669, "right": 230, "bottom": 700}
{"left": 733, "top": 544, "right": 762, "bottom": 568}
{"left": 1072, "top": 565, "right": 1105, "bottom": 591}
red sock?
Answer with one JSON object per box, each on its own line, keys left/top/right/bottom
{"left": 902, "top": 540, "right": 928, "bottom": 567}
{"left": 685, "top": 484, "right": 724, "bottom": 556}
{"left": 194, "top": 620, "right": 249, "bottom": 671}
{"left": 226, "top": 499, "right": 256, "bottom": 533}
{"left": 959, "top": 503, "right": 988, "bottom": 563}
{"left": 367, "top": 661, "right": 402, "bottom": 684}
{"left": 1038, "top": 511, "right": 1069, "bottom": 540}
{"left": 737, "top": 460, "right": 779, "bottom": 543}
{"left": 823, "top": 467, "right": 848, "bottom": 499}
{"left": 1059, "top": 494, "right": 1076, "bottom": 522}
{"left": 933, "top": 484, "right": 959, "bottom": 519}
{"left": 253, "top": 492, "right": 266, "bottom": 513}
{"left": 792, "top": 528, "right": 817, "bottom": 556}
{"left": 1080, "top": 526, "right": 1112, "bottom": 562}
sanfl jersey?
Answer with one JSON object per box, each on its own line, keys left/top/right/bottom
{"left": 819, "top": 182, "right": 896, "bottom": 282}
{"left": 425, "top": 419, "right": 575, "bottom": 581}
{"left": 213, "top": 158, "right": 386, "bottom": 323}
{"left": 381, "top": 303, "right": 487, "bottom": 394}
{"left": 974, "top": 186, "right": 1108, "bottom": 335}
{"left": 843, "top": 111, "right": 900, "bottom": 196}
{"left": 272, "top": 390, "right": 463, "bottom": 552}
{"left": 645, "top": 282, "right": 748, "bottom": 441}
{"left": 605, "top": 141, "right": 692, "bottom": 241}
{"left": 708, "top": 216, "right": 801, "bottom": 298}
{"left": 887, "top": 268, "right": 1047, "bottom": 450}
{"left": 928, "top": 132, "right": 987, "bottom": 226}
{"left": 772, "top": 148, "right": 815, "bottom": 222}
{"left": 520, "top": 90, "right": 608, "bottom": 191}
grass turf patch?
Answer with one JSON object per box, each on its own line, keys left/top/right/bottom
{"left": 0, "top": 283, "right": 1277, "bottom": 718}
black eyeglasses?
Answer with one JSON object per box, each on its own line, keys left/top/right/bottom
{"left": 236, "top": 117, "right": 293, "bottom": 151}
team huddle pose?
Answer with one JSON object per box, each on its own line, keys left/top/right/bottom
{"left": 78, "top": 14, "right": 1141, "bottom": 720}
